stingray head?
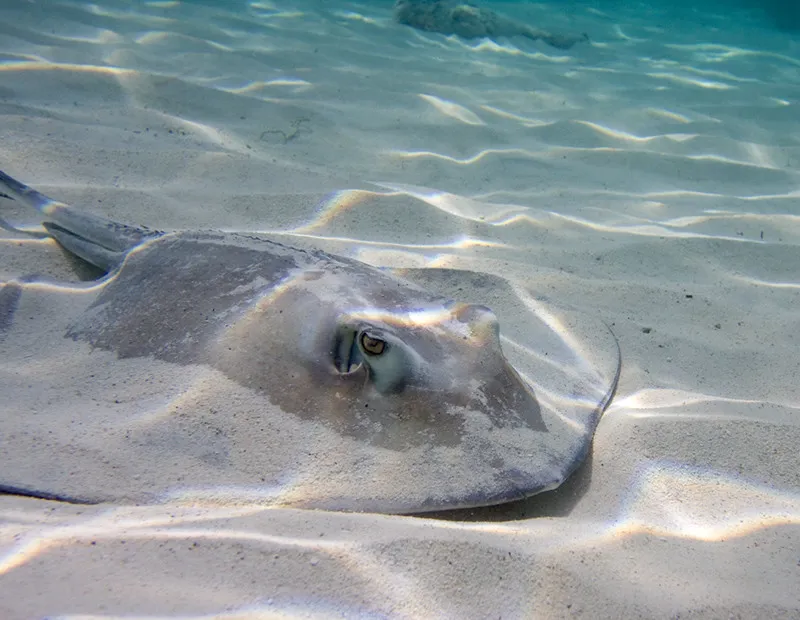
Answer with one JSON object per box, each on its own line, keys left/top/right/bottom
{"left": 314, "top": 299, "right": 546, "bottom": 448}
{"left": 211, "top": 267, "right": 546, "bottom": 453}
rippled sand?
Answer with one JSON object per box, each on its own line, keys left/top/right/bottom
{"left": 1, "top": 0, "right": 799, "bottom": 618}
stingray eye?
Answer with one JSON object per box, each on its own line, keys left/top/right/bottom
{"left": 360, "top": 332, "right": 386, "bottom": 356}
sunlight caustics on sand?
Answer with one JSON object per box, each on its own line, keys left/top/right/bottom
{"left": 0, "top": 0, "right": 799, "bottom": 617}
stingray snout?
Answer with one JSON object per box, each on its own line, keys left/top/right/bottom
{"left": 450, "top": 302, "right": 501, "bottom": 343}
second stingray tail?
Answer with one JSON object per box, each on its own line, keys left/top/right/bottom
{"left": 0, "top": 169, "right": 162, "bottom": 272}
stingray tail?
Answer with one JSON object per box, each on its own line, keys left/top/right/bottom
{"left": 0, "top": 169, "right": 162, "bottom": 272}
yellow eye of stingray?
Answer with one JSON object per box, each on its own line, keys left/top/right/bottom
{"left": 360, "top": 333, "right": 386, "bottom": 356}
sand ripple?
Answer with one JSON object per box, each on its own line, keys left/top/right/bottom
{"left": 1, "top": 0, "right": 798, "bottom": 617}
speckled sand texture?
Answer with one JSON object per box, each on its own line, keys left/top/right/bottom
{"left": 0, "top": 0, "right": 799, "bottom": 618}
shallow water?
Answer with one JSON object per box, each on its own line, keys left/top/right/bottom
{"left": 0, "top": 0, "right": 798, "bottom": 618}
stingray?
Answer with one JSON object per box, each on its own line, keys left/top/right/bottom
{"left": 393, "top": 0, "right": 589, "bottom": 50}
{"left": 0, "top": 169, "right": 619, "bottom": 514}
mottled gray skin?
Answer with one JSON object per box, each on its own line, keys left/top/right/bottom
{"left": 394, "top": 0, "right": 589, "bottom": 49}
{"left": 0, "top": 168, "right": 575, "bottom": 512}
{"left": 59, "top": 230, "right": 546, "bottom": 452}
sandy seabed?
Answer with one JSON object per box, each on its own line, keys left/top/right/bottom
{"left": 0, "top": 0, "right": 799, "bottom": 618}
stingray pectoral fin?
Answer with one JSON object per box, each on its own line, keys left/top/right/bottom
{"left": 0, "top": 168, "right": 161, "bottom": 258}
{"left": 43, "top": 222, "right": 126, "bottom": 271}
